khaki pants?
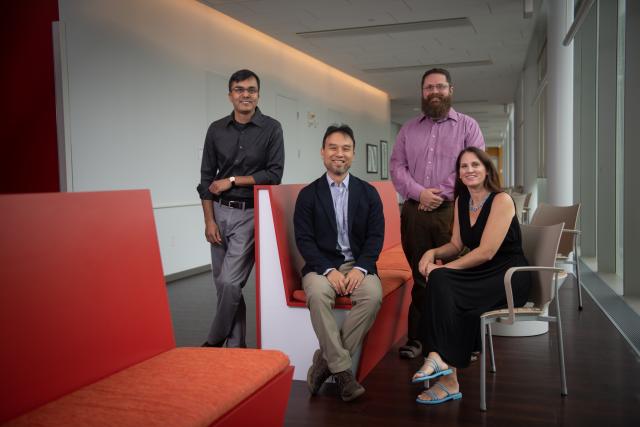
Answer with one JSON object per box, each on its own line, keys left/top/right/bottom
{"left": 302, "top": 262, "right": 382, "bottom": 373}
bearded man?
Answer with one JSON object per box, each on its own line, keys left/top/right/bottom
{"left": 389, "top": 68, "right": 485, "bottom": 359}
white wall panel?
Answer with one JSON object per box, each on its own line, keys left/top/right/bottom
{"left": 57, "top": 0, "right": 390, "bottom": 274}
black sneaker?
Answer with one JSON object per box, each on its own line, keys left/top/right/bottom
{"left": 399, "top": 339, "right": 422, "bottom": 359}
{"left": 334, "top": 370, "right": 365, "bottom": 402}
{"left": 307, "top": 349, "right": 331, "bottom": 395}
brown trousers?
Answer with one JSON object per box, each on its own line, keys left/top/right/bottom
{"left": 400, "top": 199, "right": 454, "bottom": 342}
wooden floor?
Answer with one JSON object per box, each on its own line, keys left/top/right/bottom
{"left": 167, "top": 273, "right": 640, "bottom": 426}
{"left": 281, "top": 276, "right": 640, "bottom": 427}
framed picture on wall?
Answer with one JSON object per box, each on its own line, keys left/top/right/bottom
{"left": 366, "top": 144, "right": 379, "bottom": 173}
{"left": 380, "top": 140, "right": 389, "bottom": 180}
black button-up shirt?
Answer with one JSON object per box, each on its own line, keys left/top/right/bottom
{"left": 197, "top": 107, "right": 285, "bottom": 201}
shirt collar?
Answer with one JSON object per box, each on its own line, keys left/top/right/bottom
{"left": 419, "top": 107, "right": 459, "bottom": 123}
{"left": 224, "top": 106, "right": 265, "bottom": 127}
{"left": 326, "top": 173, "right": 350, "bottom": 188}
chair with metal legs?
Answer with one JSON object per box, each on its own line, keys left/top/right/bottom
{"left": 479, "top": 223, "right": 568, "bottom": 411}
{"left": 530, "top": 203, "right": 583, "bottom": 310}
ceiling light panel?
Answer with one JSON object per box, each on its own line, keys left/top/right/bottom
{"left": 296, "top": 17, "right": 472, "bottom": 38}
{"left": 362, "top": 59, "right": 492, "bottom": 74}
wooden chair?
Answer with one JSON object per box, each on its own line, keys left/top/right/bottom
{"left": 479, "top": 223, "right": 567, "bottom": 411}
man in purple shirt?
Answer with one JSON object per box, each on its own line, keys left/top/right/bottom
{"left": 390, "top": 68, "right": 485, "bottom": 359}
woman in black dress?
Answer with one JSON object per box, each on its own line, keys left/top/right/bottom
{"left": 411, "top": 147, "right": 531, "bottom": 405}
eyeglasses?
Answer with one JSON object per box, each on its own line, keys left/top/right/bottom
{"left": 231, "top": 86, "right": 259, "bottom": 95}
{"left": 422, "top": 84, "right": 450, "bottom": 93}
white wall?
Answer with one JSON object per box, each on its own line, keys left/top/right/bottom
{"left": 514, "top": 10, "right": 547, "bottom": 213}
{"left": 57, "top": 0, "right": 391, "bottom": 275}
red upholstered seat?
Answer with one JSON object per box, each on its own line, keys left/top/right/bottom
{"left": 1, "top": 190, "right": 293, "bottom": 426}
{"left": 5, "top": 348, "right": 290, "bottom": 427}
{"left": 256, "top": 181, "right": 412, "bottom": 382}
{"left": 375, "top": 244, "right": 412, "bottom": 273}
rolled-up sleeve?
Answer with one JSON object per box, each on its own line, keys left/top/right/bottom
{"left": 252, "top": 123, "right": 284, "bottom": 185}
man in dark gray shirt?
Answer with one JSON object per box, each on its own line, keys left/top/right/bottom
{"left": 197, "top": 69, "right": 284, "bottom": 347}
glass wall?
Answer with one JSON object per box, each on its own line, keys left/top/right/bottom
{"left": 573, "top": 0, "right": 625, "bottom": 289}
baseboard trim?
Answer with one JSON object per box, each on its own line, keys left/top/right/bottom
{"left": 165, "top": 265, "right": 211, "bottom": 283}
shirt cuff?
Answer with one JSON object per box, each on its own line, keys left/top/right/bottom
{"left": 323, "top": 268, "right": 335, "bottom": 276}
{"left": 408, "top": 183, "right": 425, "bottom": 202}
{"left": 353, "top": 266, "right": 368, "bottom": 276}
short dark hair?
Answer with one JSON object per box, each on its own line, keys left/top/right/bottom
{"left": 454, "top": 147, "right": 502, "bottom": 200}
{"left": 322, "top": 124, "right": 355, "bottom": 148}
{"left": 228, "top": 69, "right": 260, "bottom": 92}
{"left": 421, "top": 68, "right": 452, "bottom": 88}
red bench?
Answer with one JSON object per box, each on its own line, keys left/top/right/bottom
{"left": 254, "top": 181, "right": 413, "bottom": 382}
{"left": 0, "top": 190, "right": 293, "bottom": 426}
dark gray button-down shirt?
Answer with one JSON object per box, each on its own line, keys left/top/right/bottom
{"left": 197, "top": 107, "right": 285, "bottom": 201}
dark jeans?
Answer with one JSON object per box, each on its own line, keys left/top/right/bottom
{"left": 400, "top": 199, "right": 454, "bottom": 342}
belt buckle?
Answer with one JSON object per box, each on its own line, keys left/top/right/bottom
{"left": 229, "top": 200, "right": 245, "bottom": 210}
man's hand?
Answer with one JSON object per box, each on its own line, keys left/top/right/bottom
{"left": 345, "top": 268, "right": 365, "bottom": 294}
{"left": 209, "top": 178, "right": 233, "bottom": 195}
{"left": 326, "top": 269, "right": 347, "bottom": 296}
{"left": 205, "top": 221, "right": 222, "bottom": 245}
{"left": 418, "top": 188, "right": 444, "bottom": 211}
{"left": 418, "top": 249, "right": 435, "bottom": 276}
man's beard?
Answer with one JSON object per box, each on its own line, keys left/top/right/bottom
{"left": 421, "top": 93, "right": 452, "bottom": 119}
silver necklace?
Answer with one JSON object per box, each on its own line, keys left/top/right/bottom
{"left": 469, "top": 193, "right": 491, "bottom": 212}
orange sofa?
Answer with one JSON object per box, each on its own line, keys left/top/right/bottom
{"left": 0, "top": 190, "right": 293, "bottom": 427}
{"left": 254, "top": 181, "right": 413, "bottom": 382}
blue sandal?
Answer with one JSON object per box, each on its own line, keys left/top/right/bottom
{"left": 411, "top": 358, "right": 453, "bottom": 383}
{"left": 416, "top": 382, "right": 462, "bottom": 405}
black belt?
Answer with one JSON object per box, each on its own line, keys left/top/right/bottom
{"left": 217, "top": 198, "right": 254, "bottom": 209}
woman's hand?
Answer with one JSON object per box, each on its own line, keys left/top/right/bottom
{"left": 426, "top": 263, "right": 444, "bottom": 278}
{"left": 418, "top": 250, "right": 436, "bottom": 276}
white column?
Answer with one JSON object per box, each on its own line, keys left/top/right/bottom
{"left": 545, "top": 0, "right": 574, "bottom": 205}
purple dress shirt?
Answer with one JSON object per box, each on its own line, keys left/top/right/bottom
{"left": 390, "top": 108, "right": 485, "bottom": 202}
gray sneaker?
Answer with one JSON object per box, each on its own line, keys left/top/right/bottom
{"left": 334, "top": 370, "right": 365, "bottom": 402}
{"left": 307, "top": 349, "right": 331, "bottom": 395}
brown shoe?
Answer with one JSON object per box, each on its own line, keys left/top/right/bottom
{"left": 307, "top": 349, "right": 331, "bottom": 395}
{"left": 334, "top": 370, "right": 365, "bottom": 402}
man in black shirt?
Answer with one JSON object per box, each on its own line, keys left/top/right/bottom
{"left": 197, "top": 69, "right": 284, "bottom": 347}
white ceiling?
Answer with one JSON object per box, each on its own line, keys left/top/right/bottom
{"left": 200, "top": 0, "right": 538, "bottom": 146}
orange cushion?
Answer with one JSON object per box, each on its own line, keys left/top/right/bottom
{"left": 376, "top": 244, "right": 411, "bottom": 271}
{"left": 6, "top": 348, "right": 290, "bottom": 427}
{"left": 378, "top": 269, "right": 411, "bottom": 296}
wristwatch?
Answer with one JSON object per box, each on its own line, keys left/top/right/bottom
{"left": 229, "top": 176, "right": 236, "bottom": 186}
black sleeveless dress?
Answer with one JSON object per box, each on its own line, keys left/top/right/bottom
{"left": 417, "top": 192, "right": 531, "bottom": 368}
